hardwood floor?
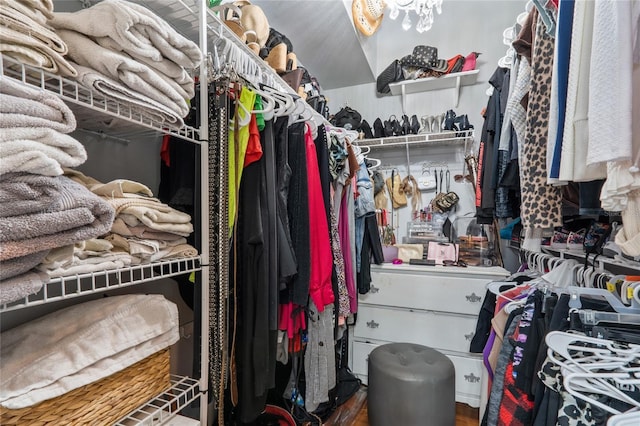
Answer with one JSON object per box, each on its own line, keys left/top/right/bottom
{"left": 325, "top": 386, "right": 480, "bottom": 426}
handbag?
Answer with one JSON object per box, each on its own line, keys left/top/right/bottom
{"left": 395, "top": 243, "right": 424, "bottom": 262}
{"left": 331, "top": 106, "right": 362, "bottom": 130}
{"left": 376, "top": 59, "right": 404, "bottom": 94}
{"left": 431, "top": 169, "right": 459, "bottom": 213}
{"left": 280, "top": 68, "right": 304, "bottom": 91}
{"left": 427, "top": 241, "right": 459, "bottom": 265}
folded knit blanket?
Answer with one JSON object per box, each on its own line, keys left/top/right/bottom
{"left": 0, "top": 128, "right": 87, "bottom": 176}
{"left": 0, "top": 176, "right": 115, "bottom": 261}
{"left": 1, "top": 2, "right": 67, "bottom": 54}
{"left": 0, "top": 270, "right": 49, "bottom": 305}
{"left": 50, "top": 0, "right": 201, "bottom": 68}
{"left": 0, "top": 27, "right": 77, "bottom": 77}
{"left": 0, "top": 251, "right": 49, "bottom": 281}
{"left": 56, "top": 29, "right": 191, "bottom": 117}
{"left": 0, "top": 294, "right": 179, "bottom": 409}
{"left": 0, "top": 76, "right": 76, "bottom": 133}
{"left": 70, "top": 62, "right": 185, "bottom": 129}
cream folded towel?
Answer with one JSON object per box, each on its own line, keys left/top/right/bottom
{"left": 0, "top": 128, "right": 87, "bottom": 176}
{"left": 18, "top": 0, "right": 54, "bottom": 19}
{"left": 38, "top": 240, "right": 133, "bottom": 278}
{"left": 0, "top": 294, "right": 179, "bottom": 409}
{"left": 0, "top": 176, "right": 115, "bottom": 261}
{"left": 4, "top": 0, "right": 51, "bottom": 25}
{"left": 0, "top": 76, "right": 76, "bottom": 133}
{"left": 1, "top": 2, "right": 67, "bottom": 54}
{"left": 109, "top": 199, "right": 193, "bottom": 236}
{"left": 50, "top": 0, "right": 201, "bottom": 68}
{"left": 0, "top": 27, "right": 77, "bottom": 77}
{"left": 70, "top": 62, "right": 185, "bottom": 129}
{"left": 0, "top": 270, "right": 49, "bottom": 305}
{"left": 57, "top": 29, "right": 190, "bottom": 117}
{"left": 110, "top": 217, "right": 185, "bottom": 241}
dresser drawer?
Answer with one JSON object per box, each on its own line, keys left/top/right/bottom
{"left": 449, "top": 354, "right": 483, "bottom": 407}
{"left": 353, "top": 306, "right": 478, "bottom": 353}
{"left": 363, "top": 272, "right": 488, "bottom": 315}
{"left": 351, "top": 340, "right": 483, "bottom": 406}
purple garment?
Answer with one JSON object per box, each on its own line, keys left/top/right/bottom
{"left": 339, "top": 191, "right": 357, "bottom": 313}
{"left": 483, "top": 331, "right": 498, "bottom": 380}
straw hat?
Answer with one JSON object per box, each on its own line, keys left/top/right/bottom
{"left": 352, "top": 0, "right": 386, "bottom": 36}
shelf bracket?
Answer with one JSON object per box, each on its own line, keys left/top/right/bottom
{"left": 454, "top": 75, "right": 461, "bottom": 107}
{"left": 401, "top": 84, "right": 407, "bottom": 115}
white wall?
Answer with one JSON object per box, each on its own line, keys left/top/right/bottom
{"left": 323, "top": 0, "right": 526, "bottom": 260}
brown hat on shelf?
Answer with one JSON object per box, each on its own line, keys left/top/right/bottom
{"left": 352, "top": 0, "right": 386, "bottom": 37}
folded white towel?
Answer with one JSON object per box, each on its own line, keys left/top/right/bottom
{"left": 110, "top": 199, "right": 193, "bottom": 236}
{"left": 0, "top": 27, "right": 77, "bottom": 77}
{"left": 1, "top": 2, "right": 67, "bottom": 54}
{"left": 71, "top": 62, "right": 185, "bottom": 129}
{"left": 0, "top": 128, "right": 87, "bottom": 176}
{"left": 57, "top": 29, "right": 191, "bottom": 117}
{"left": 0, "top": 294, "right": 179, "bottom": 409}
{"left": 111, "top": 217, "right": 185, "bottom": 241}
{"left": 0, "top": 270, "right": 49, "bottom": 305}
{"left": 50, "top": 0, "right": 201, "bottom": 68}
{"left": 0, "top": 76, "right": 77, "bottom": 133}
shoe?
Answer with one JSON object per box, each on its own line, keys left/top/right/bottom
{"left": 401, "top": 114, "right": 410, "bottom": 135}
{"left": 566, "top": 229, "right": 586, "bottom": 251}
{"left": 584, "top": 222, "right": 612, "bottom": 254}
{"left": 389, "top": 115, "right": 402, "bottom": 136}
{"left": 410, "top": 115, "right": 420, "bottom": 134}
{"left": 443, "top": 109, "right": 457, "bottom": 131}
{"left": 419, "top": 116, "right": 429, "bottom": 133}
{"left": 265, "top": 42, "right": 287, "bottom": 73}
{"left": 455, "top": 115, "right": 474, "bottom": 136}
{"left": 383, "top": 118, "right": 394, "bottom": 137}
{"left": 550, "top": 227, "right": 570, "bottom": 249}
{"left": 373, "top": 118, "right": 384, "bottom": 138}
{"left": 432, "top": 113, "right": 444, "bottom": 133}
{"left": 359, "top": 120, "right": 374, "bottom": 139}
{"left": 425, "top": 116, "right": 435, "bottom": 134}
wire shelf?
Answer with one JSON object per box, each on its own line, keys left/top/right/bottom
{"left": 114, "top": 375, "right": 200, "bottom": 426}
{"left": 353, "top": 130, "right": 474, "bottom": 150}
{"left": 0, "top": 257, "right": 201, "bottom": 313}
{"left": 0, "top": 54, "right": 201, "bottom": 144}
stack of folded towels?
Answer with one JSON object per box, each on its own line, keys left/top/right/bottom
{"left": 50, "top": 0, "right": 203, "bottom": 129}
{"left": 0, "top": 76, "right": 115, "bottom": 305}
{"left": 0, "top": 294, "right": 179, "bottom": 411}
{"left": 0, "top": 0, "right": 76, "bottom": 76}
{"left": 58, "top": 169, "right": 198, "bottom": 267}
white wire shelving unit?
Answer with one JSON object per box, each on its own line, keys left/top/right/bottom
{"left": 353, "top": 129, "right": 474, "bottom": 150}
{"left": 0, "top": 54, "right": 201, "bottom": 144}
{"left": 114, "top": 375, "right": 200, "bottom": 426}
{"left": 0, "top": 257, "right": 202, "bottom": 313}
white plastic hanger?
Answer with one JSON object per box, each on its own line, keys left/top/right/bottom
{"left": 607, "top": 410, "right": 640, "bottom": 426}
{"left": 563, "top": 371, "right": 640, "bottom": 415}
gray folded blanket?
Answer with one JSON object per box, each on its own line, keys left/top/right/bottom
{"left": 57, "top": 28, "right": 191, "bottom": 118}
{"left": 0, "top": 176, "right": 115, "bottom": 261}
{"left": 50, "top": 0, "right": 201, "bottom": 69}
{"left": 0, "top": 75, "right": 76, "bottom": 133}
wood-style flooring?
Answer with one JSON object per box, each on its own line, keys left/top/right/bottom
{"left": 325, "top": 386, "right": 479, "bottom": 426}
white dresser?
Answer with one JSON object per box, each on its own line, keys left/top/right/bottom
{"left": 349, "top": 263, "right": 509, "bottom": 408}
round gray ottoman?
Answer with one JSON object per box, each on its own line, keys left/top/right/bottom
{"left": 367, "top": 343, "right": 455, "bottom": 426}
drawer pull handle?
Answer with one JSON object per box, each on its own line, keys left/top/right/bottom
{"left": 465, "top": 292, "right": 482, "bottom": 303}
{"left": 366, "top": 320, "right": 379, "bottom": 329}
{"left": 464, "top": 373, "right": 480, "bottom": 383}
{"left": 370, "top": 285, "right": 380, "bottom": 294}
{"left": 464, "top": 332, "right": 475, "bottom": 341}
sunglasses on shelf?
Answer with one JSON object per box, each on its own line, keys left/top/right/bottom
{"left": 442, "top": 259, "right": 468, "bottom": 268}
{"left": 454, "top": 174, "right": 474, "bottom": 183}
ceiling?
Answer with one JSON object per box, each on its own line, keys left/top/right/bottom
{"left": 252, "top": 0, "right": 374, "bottom": 90}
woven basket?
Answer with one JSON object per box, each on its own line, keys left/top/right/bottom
{"left": 0, "top": 348, "right": 171, "bottom": 426}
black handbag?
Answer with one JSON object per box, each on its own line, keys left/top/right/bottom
{"left": 331, "top": 106, "right": 362, "bottom": 130}
{"left": 376, "top": 59, "right": 404, "bottom": 94}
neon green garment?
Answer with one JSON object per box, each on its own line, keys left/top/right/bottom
{"left": 254, "top": 95, "right": 265, "bottom": 131}
{"left": 228, "top": 86, "right": 256, "bottom": 235}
